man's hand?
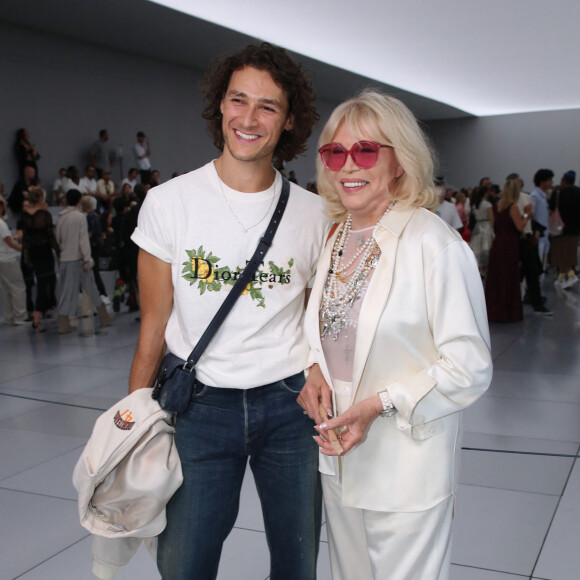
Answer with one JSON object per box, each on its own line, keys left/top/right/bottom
{"left": 314, "top": 396, "right": 382, "bottom": 456}
{"left": 296, "top": 363, "right": 332, "bottom": 425}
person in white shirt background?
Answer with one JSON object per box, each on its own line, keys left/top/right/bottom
{"left": 121, "top": 167, "right": 139, "bottom": 191}
{"left": 133, "top": 131, "right": 151, "bottom": 185}
{"left": 79, "top": 164, "right": 98, "bottom": 198}
{"left": 0, "top": 195, "right": 27, "bottom": 326}
{"left": 435, "top": 178, "right": 463, "bottom": 230}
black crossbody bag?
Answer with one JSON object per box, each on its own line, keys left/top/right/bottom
{"left": 151, "top": 178, "right": 290, "bottom": 413}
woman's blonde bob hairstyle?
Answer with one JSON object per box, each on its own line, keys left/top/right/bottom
{"left": 498, "top": 179, "right": 520, "bottom": 212}
{"left": 27, "top": 185, "right": 46, "bottom": 206}
{"left": 316, "top": 90, "right": 439, "bottom": 223}
{"left": 81, "top": 195, "right": 97, "bottom": 213}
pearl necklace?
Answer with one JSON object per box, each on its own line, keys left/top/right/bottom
{"left": 333, "top": 215, "right": 376, "bottom": 276}
{"left": 320, "top": 201, "right": 396, "bottom": 340}
{"left": 217, "top": 172, "right": 276, "bottom": 234}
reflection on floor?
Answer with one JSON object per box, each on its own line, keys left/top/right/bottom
{"left": 1, "top": 272, "right": 578, "bottom": 580}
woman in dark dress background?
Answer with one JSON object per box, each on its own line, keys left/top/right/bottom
{"left": 15, "top": 128, "right": 40, "bottom": 178}
{"left": 485, "top": 179, "right": 531, "bottom": 322}
{"left": 20, "top": 186, "right": 59, "bottom": 332}
{"left": 550, "top": 170, "right": 580, "bottom": 289}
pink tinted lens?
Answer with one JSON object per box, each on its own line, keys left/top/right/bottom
{"left": 320, "top": 144, "right": 347, "bottom": 171}
{"left": 352, "top": 142, "right": 381, "bottom": 168}
{"left": 319, "top": 141, "right": 382, "bottom": 170}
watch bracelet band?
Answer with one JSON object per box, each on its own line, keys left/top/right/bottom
{"left": 378, "top": 389, "right": 396, "bottom": 416}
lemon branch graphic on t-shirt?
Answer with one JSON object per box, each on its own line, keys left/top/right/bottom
{"left": 181, "top": 247, "right": 293, "bottom": 308}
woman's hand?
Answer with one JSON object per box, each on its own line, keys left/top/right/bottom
{"left": 297, "top": 363, "right": 332, "bottom": 425}
{"left": 314, "top": 395, "right": 382, "bottom": 456}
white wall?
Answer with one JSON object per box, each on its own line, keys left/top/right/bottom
{"left": 427, "top": 109, "right": 580, "bottom": 190}
{"left": 0, "top": 21, "right": 333, "bottom": 194}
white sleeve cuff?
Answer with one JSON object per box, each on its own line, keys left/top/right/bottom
{"left": 92, "top": 560, "right": 120, "bottom": 580}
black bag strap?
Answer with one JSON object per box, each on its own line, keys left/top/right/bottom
{"left": 181, "top": 177, "right": 290, "bottom": 372}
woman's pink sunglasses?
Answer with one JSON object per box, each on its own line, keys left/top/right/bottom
{"left": 318, "top": 140, "right": 393, "bottom": 171}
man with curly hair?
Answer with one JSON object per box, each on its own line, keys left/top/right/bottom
{"left": 128, "top": 43, "right": 327, "bottom": 579}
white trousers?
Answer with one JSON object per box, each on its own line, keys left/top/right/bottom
{"left": 0, "top": 259, "right": 27, "bottom": 324}
{"left": 538, "top": 235, "right": 550, "bottom": 263}
{"left": 322, "top": 472, "right": 453, "bottom": 580}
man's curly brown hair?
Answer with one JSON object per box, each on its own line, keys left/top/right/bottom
{"left": 202, "top": 43, "right": 319, "bottom": 164}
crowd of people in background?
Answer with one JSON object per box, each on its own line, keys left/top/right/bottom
{"left": 435, "top": 170, "right": 580, "bottom": 322}
{"left": 1, "top": 126, "right": 579, "bottom": 331}
{"left": 0, "top": 128, "right": 164, "bottom": 333}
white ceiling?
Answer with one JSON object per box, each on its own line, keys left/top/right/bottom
{"left": 2, "top": 0, "right": 578, "bottom": 120}
{"left": 151, "top": 0, "right": 580, "bottom": 117}
{"left": 0, "top": 0, "right": 468, "bottom": 121}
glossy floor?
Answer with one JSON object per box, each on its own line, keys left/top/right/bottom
{"left": 0, "top": 272, "right": 578, "bottom": 580}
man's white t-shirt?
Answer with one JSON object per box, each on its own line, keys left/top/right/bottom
{"left": 0, "top": 219, "right": 19, "bottom": 262}
{"left": 121, "top": 178, "right": 138, "bottom": 190}
{"left": 80, "top": 176, "right": 98, "bottom": 195}
{"left": 132, "top": 161, "right": 329, "bottom": 389}
{"left": 133, "top": 142, "right": 151, "bottom": 171}
{"left": 61, "top": 177, "right": 86, "bottom": 194}
{"left": 52, "top": 177, "right": 64, "bottom": 194}
{"left": 436, "top": 200, "right": 463, "bottom": 230}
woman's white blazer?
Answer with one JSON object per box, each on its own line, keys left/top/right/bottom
{"left": 305, "top": 205, "right": 493, "bottom": 512}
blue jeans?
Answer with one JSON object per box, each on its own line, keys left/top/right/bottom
{"left": 157, "top": 372, "right": 322, "bottom": 579}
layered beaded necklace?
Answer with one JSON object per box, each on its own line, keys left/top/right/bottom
{"left": 320, "top": 201, "right": 396, "bottom": 340}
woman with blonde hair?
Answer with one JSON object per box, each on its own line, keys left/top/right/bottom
{"left": 485, "top": 179, "right": 535, "bottom": 321}
{"left": 298, "top": 90, "right": 492, "bottom": 579}
{"left": 19, "top": 186, "right": 59, "bottom": 331}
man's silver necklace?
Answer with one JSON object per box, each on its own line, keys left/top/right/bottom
{"left": 320, "top": 200, "right": 396, "bottom": 340}
{"left": 217, "top": 176, "right": 276, "bottom": 234}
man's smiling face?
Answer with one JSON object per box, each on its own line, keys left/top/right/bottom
{"left": 220, "top": 66, "right": 293, "bottom": 166}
